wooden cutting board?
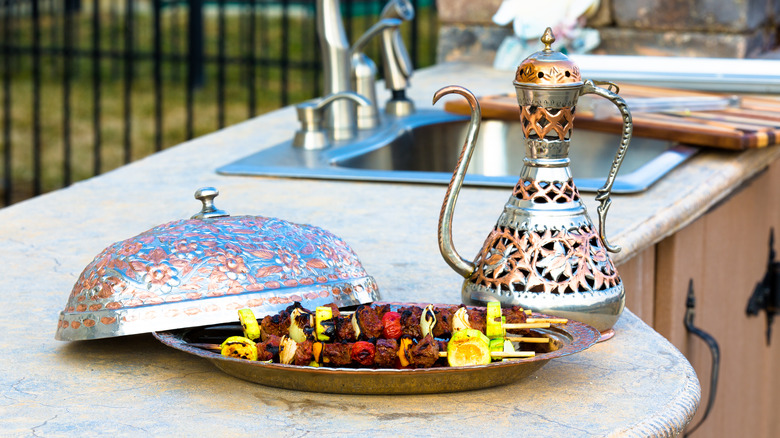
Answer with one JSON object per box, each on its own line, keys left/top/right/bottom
{"left": 442, "top": 83, "right": 780, "bottom": 150}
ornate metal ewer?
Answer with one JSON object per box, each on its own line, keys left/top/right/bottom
{"left": 436, "top": 28, "right": 633, "bottom": 332}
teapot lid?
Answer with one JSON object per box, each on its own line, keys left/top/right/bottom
{"left": 55, "top": 188, "right": 379, "bottom": 341}
{"left": 514, "top": 28, "right": 582, "bottom": 86}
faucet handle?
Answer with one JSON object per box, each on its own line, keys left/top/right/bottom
{"left": 311, "top": 91, "right": 370, "bottom": 113}
{"left": 293, "top": 92, "right": 371, "bottom": 150}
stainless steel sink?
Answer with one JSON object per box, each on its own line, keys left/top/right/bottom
{"left": 218, "top": 110, "right": 697, "bottom": 193}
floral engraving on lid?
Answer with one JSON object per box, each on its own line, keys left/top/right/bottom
{"left": 69, "top": 215, "right": 366, "bottom": 308}
{"left": 56, "top": 215, "right": 377, "bottom": 340}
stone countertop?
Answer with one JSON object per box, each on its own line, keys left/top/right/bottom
{"left": 5, "top": 310, "right": 697, "bottom": 437}
{"left": 7, "top": 61, "right": 770, "bottom": 435}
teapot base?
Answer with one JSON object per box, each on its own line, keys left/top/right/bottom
{"left": 462, "top": 281, "right": 625, "bottom": 332}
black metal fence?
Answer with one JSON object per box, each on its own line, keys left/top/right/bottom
{"left": 0, "top": 0, "right": 439, "bottom": 206}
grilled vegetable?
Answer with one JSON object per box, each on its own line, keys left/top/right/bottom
{"left": 310, "top": 341, "right": 324, "bottom": 367}
{"left": 452, "top": 307, "right": 471, "bottom": 332}
{"left": 500, "top": 339, "right": 516, "bottom": 362}
{"left": 289, "top": 307, "right": 313, "bottom": 343}
{"left": 489, "top": 338, "right": 505, "bottom": 356}
{"left": 350, "top": 312, "right": 362, "bottom": 339}
{"left": 488, "top": 337, "right": 517, "bottom": 362}
{"left": 315, "top": 306, "right": 336, "bottom": 342}
{"left": 351, "top": 341, "right": 376, "bottom": 366}
{"left": 381, "top": 311, "right": 402, "bottom": 339}
{"left": 220, "top": 336, "right": 258, "bottom": 361}
{"left": 485, "top": 302, "right": 504, "bottom": 339}
{"left": 397, "top": 336, "right": 413, "bottom": 367}
{"left": 446, "top": 329, "right": 490, "bottom": 367}
{"left": 214, "top": 303, "right": 552, "bottom": 369}
{"left": 420, "top": 304, "right": 437, "bottom": 338}
{"left": 238, "top": 309, "right": 261, "bottom": 341}
{"left": 278, "top": 336, "right": 298, "bottom": 365}
{"left": 489, "top": 339, "right": 518, "bottom": 362}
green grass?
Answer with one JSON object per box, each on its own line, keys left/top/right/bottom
{"left": 0, "top": 2, "right": 439, "bottom": 205}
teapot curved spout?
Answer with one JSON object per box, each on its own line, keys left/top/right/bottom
{"left": 434, "top": 86, "right": 482, "bottom": 279}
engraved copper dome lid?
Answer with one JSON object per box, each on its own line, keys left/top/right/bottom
{"left": 514, "top": 28, "right": 582, "bottom": 86}
{"left": 55, "top": 187, "right": 379, "bottom": 341}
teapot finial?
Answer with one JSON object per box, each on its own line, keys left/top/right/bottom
{"left": 514, "top": 28, "right": 580, "bottom": 86}
{"left": 541, "top": 27, "right": 555, "bottom": 51}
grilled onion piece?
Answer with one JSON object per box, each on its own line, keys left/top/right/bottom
{"left": 452, "top": 307, "right": 471, "bottom": 332}
{"left": 420, "top": 304, "right": 437, "bottom": 339}
{"left": 279, "top": 336, "right": 298, "bottom": 365}
{"left": 289, "top": 307, "right": 313, "bottom": 343}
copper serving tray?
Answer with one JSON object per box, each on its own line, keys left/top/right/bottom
{"left": 153, "top": 305, "right": 600, "bottom": 395}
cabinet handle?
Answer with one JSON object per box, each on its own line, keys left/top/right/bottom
{"left": 684, "top": 279, "right": 720, "bottom": 437}
{"left": 746, "top": 228, "right": 778, "bottom": 345}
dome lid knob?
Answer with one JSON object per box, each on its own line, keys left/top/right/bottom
{"left": 192, "top": 187, "right": 229, "bottom": 220}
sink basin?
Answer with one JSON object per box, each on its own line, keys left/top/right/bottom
{"left": 218, "top": 110, "right": 697, "bottom": 193}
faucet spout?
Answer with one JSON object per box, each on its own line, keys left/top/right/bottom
{"left": 351, "top": 18, "right": 402, "bottom": 129}
{"left": 317, "top": 0, "right": 354, "bottom": 140}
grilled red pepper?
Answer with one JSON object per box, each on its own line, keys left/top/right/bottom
{"left": 351, "top": 341, "right": 376, "bottom": 366}
{"left": 382, "top": 311, "right": 402, "bottom": 339}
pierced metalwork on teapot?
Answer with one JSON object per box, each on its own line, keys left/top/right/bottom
{"left": 435, "top": 28, "right": 633, "bottom": 332}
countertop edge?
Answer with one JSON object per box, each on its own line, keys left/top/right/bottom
{"left": 611, "top": 358, "right": 701, "bottom": 437}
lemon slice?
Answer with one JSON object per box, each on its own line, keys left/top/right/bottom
{"left": 447, "top": 329, "right": 491, "bottom": 367}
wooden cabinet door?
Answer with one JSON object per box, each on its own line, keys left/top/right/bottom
{"left": 653, "top": 160, "right": 780, "bottom": 438}
{"left": 619, "top": 245, "right": 656, "bottom": 326}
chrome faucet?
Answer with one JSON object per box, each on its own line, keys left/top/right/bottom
{"left": 315, "top": 0, "right": 415, "bottom": 141}
{"left": 316, "top": 0, "right": 352, "bottom": 141}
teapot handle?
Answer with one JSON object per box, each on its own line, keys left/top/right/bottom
{"left": 434, "top": 85, "right": 481, "bottom": 278}
{"left": 580, "top": 80, "right": 633, "bottom": 253}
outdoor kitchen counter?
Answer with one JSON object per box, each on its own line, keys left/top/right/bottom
{"left": 9, "top": 61, "right": 779, "bottom": 435}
